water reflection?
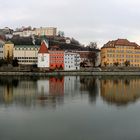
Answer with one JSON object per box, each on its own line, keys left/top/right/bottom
{"left": 0, "top": 76, "right": 140, "bottom": 107}
{"left": 37, "top": 77, "right": 64, "bottom": 107}
{"left": 80, "top": 76, "right": 100, "bottom": 103}
{"left": 100, "top": 77, "right": 140, "bottom": 106}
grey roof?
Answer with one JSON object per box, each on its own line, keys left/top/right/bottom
{"left": 5, "top": 41, "right": 14, "bottom": 44}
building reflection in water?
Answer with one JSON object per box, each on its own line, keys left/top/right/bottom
{"left": 0, "top": 76, "right": 100, "bottom": 106}
{"left": 49, "top": 77, "right": 64, "bottom": 96}
{"left": 37, "top": 77, "right": 64, "bottom": 107}
{"left": 80, "top": 76, "right": 100, "bottom": 103}
{"left": 3, "top": 83, "right": 13, "bottom": 103}
{"left": 37, "top": 79, "right": 49, "bottom": 98}
{"left": 12, "top": 79, "right": 37, "bottom": 106}
{"left": 0, "top": 78, "right": 19, "bottom": 104}
{"left": 0, "top": 77, "right": 37, "bottom": 106}
{"left": 37, "top": 77, "right": 64, "bottom": 97}
{"left": 1, "top": 76, "right": 140, "bottom": 107}
{"left": 100, "top": 77, "right": 140, "bottom": 106}
{"left": 64, "top": 76, "right": 80, "bottom": 96}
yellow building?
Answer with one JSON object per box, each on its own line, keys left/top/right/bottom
{"left": 4, "top": 41, "right": 14, "bottom": 59}
{"left": 101, "top": 39, "right": 140, "bottom": 67}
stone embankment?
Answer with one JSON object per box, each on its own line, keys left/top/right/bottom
{"left": 0, "top": 71, "right": 140, "bottom": 76}
{"left": 0, "top": 66, "right": 140, "bottom": 76}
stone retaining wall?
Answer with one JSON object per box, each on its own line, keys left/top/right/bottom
{"left": 0, "top": 71, "right": 140, "bottom": 76}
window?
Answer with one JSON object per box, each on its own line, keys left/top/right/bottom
{"left": 41, "top": 55, "right": 44, "bottom": 61}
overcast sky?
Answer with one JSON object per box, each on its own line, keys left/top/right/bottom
{"left": 0, "top": 0, "right": 140, "bottom": 47}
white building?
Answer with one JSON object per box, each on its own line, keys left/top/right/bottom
{"left": 0, "top": 40, "right": 4, "bottom": 59}
{"left": 13, "top": 27, "right": 57, "bottom": 37}
{"left": 37, "top": 40, "right": 49, "bottom": 68}
{"left": 64, "top": 52, "right": 81, "bottom": 70}
{"left": 96, "top": 51, "right": 101, "bottom": 67}
{"left": 13, "top": 45, "right": 39, "bottom": 65}
{"left": 13, "top": 30, "right": 35, "bottom": 37}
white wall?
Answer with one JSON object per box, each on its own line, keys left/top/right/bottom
{"left": 95, "top": 51, "right": 101, "bottom": 66}
{"left": 64, "top": 52, "right": 80, "bottom": 70}
{"left": 37, "top": 53, "right": 50, "bottom": 68}
{"left": 0, "top": 44, "right": 4, "bottom": 59}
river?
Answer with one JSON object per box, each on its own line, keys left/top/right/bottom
{"left": 0, "top": 76, "right": 140, "bottom": 140}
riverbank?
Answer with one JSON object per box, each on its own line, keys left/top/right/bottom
{"left": 1, "top": 71, "right": 140, "bottom": 76}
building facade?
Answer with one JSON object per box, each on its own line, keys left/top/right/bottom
{"left": 0, "top": 40, "right": 4, "bottom": 59}
{"left": 13, "top": 30, "right": 35, "bottom": 37}
{"left": 35, "top": 27, "right": 57, "bottom": 36}
{"left": 101, "top": 39, "right": 140, "bottom": 67}
{"left": 4, "top": 41, "right": 14, "bottom": 59}
{"left": 38, "top": 40, "right": 49, "bottom": 68}
{"left": 64, "top": 52, "right": 81, "bottom": 70}
{"left": 13, "top": 27, "right": 57, "bottom": 37}
{"left": 76, "top": 50, "right": 101, "bottom": 67}
{"left": 49, "top": 50, "right": 64, "bottom": 69}
{"left": 14, "top": 45, "right": 39, "bottom": 65}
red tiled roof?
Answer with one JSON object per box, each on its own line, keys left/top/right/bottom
{"left": 38, "top": 41, "right": 49, "bottom": 53}
{"left": 102, "top": 39, "right": 139, "bottom": 49}
{"left": 115, "top": 39, "right": 138, "bottom": 46}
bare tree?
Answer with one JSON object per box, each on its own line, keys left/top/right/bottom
{"left": 124, "top": 60, "right": 130, "bottom": 67}
{"left": 104, "top": 62, "right": 108, "bottom": 67}
{"left": 87, "top": 42, "right": 97, "bottom": 49}
{"left": 114, "top": 62, "right": 119, "bottom": 67}
{"left": 87, "top": 51, "right": 97, "bottom": 67}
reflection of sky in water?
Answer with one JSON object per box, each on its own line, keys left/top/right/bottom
{"left": 0, "top": 76, "right": 140, "bottom": 140}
